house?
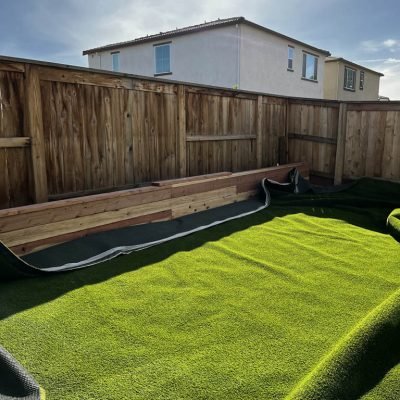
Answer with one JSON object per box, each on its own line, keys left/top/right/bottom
{"left": 324, "top": 57, "right": 383, "bottom": 101}
{"left": 83, "top": 17, "right": 331, "bottom": 99}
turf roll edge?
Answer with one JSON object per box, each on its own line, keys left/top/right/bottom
{"left": 286, "top": 287, "right": 400, "bottom": 400}
{"left": 0, "top": 345, "right": 41, "bottom": 400}
{"left": 387, "top": 209, "right": 400, "bottom": 242}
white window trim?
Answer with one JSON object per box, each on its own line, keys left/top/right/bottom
{"left": 301, "top": 51, "right": 319, "bottom": 82}
{"left": 154, "top": 42, "right": 171, "bottom": 75}
{"left": 344, "top": 66, "right": 357, "bottom": 91}
{"left": 287, "top": 46, "right": 294, "bottom": 71}
{"left": 360, "top": 70, "right": 365, "bottom": 90}
{"left": 111, "top": 51, "right": 120, "bottom": 72}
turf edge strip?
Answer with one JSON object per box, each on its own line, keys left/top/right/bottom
{"left": 286, "top": 287, "right": 400, "bottom": 400}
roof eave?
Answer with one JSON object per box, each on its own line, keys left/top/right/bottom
{"left": 83, "top": 17, "right": 245, "bottom": 55}
{"left": 241, "top": 20, "right": 331, "bottom": 57}
{"left": 82, "top": 16, "right": 331, "bottom": 57}
{"left": 326, "top": 57, "right": 384, "bottom": 76}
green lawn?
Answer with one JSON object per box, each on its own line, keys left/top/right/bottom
{"left": 0, "top": 179, "right": 399, "bottom": 399}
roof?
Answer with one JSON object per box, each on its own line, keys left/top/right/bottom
{"left": 326, "top": 57, "right": 384, "bottom": 77}
{"left": 83, "top": 17, "right": 331, "bottom": 56}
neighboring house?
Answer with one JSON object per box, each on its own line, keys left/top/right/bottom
{"left": 83, "top": 17, "right": 331, "bottom": 98}
{"left": 324, "top": 57, "right": 383, "bottom": 101}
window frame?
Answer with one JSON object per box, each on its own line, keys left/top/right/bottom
{"left": 344, "top": 66, "right": 357, "bottom": 91}
{"left": 111, "top": 51, "right": 120, "bottom": 72}
{"left": 301, "top": 51, "right": 318, "bottom": 82}
{"left": 359, "top": 70, "right": 365, "bottom": 90}
{"left": 154, "top": 42, "right": 172, "bottom": 76}
{"left": 287, "top": 46, "right": 294, "bottom": 71}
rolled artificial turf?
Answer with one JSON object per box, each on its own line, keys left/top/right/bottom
{"left": 388, "top": 208, "right": 400, "bottom": 242}
{"left": 0, "top": 178, "right": 399, "bottom": 399}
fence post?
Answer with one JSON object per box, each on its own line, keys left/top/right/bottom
{"left": 334, "top": 102, "right": 347, "bottom": 185}
{"left": 177, "top": 84, "right": 187, "bottom": 177}
{"left": 256, "top": 95, "right": 263, "bottom": 168}
{"left": 279, "top": 98, "right": 290, "bottom": 164}
{"left": 24, "top": 65, "right": 48, "bottom": 203}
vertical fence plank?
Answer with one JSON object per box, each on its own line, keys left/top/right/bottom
{"left": 24, "top": 65, "right": 48, "bottom": 202}
{"left": 279, "top": 98, "right": 290, "bottom": 164}
{"left": 256, "top": 95, "right": 263, "bottom": 168}
{"left": 334, "top": 103, "right": 347, "bottom": 185}
{"left": 177, "top": 85, "right": 187, "bottom": 177}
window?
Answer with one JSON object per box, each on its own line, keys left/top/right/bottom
{"left": 302, "top": 52, "right": 318, "bottom": 81}
{"left": 155, "top": 43, "right": 171, "bottom": 75}
{"left": 288, "top": 46, "right": 294, "bottom": 70}
{"left": 112, "top": 52, "right": 120, "bottom": 72}
{"left": 344, "top": 66, "right": 356, "bottom": 90}
{"left": 360, "top": 71, "right": 365, "bottom": 90}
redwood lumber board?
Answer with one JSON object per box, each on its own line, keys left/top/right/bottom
{"left": 11, "top": 210, "right": 172, "bottom": 256}
{"left": 0, "top": 163, "right": 307, "bottom": 255}
{"left": 0, "top": 187, "right": 236, "bottom": 247}
{"left": 0, "top": 185, "right": 171, "bottom": 218}
{"left": 0, "top": 187, "right": 172, "bottom": 233}
{"left": 171, "top": 163, "right": 308, "bottom": 197}
{"left": 152, "top": 172, "right": 232, "bottom": 187}
{"left": 1, "top": 199, "right": 173, "bottom": 247}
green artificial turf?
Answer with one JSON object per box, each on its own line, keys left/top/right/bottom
{"left": 0, "top": 179, "right": 399, "bottom": 399}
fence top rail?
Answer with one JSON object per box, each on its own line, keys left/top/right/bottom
{"left": 343, "top": 100, "right": 400, "bottom": 104}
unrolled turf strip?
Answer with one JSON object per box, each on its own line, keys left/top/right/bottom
{"left": 0, "top": 179, "right": 399, "bottom": 399}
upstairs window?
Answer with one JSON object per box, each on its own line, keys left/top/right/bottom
{"left": 111, "top": 52, "right": 120, "bottom": 72}
{"left": 155, "top": 43, "right": 171, "bottom": 75}
{"left": 360, "top": 70, "right": 365, "bottom": 90}
{"left": 344, "top": 66, "right": 356, "bottom": 90}
{"left": 302, "top": 52, "right": 318, "bottom": 81}
{"left": 288, "top": 46, "right": 294, "bottom": 70}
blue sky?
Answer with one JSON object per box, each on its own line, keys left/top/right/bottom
{"left": 1, "top": 0, "right": 399, "bottom": 98}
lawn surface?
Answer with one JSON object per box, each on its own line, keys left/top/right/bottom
{"left": 0, "top": 179, "right": 399, "bottom": 399}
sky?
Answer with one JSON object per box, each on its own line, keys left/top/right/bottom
{"left": 0, "top": 0, "right": 399, "bottom": 99}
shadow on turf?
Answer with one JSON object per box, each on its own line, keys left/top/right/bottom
{"left": 0, "top": 203, "right": 395, "bottom": 322}
{"left": 0, "top": 210, "right": 273, "bottom": 320}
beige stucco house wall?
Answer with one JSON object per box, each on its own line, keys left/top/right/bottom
{"left": 84, "top": 17, "right": 330, "bottom": 99}
{"left": 324, "top": 57, "right": 383, "bottom": 101}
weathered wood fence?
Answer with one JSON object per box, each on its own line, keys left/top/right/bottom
{"left": 0, "top": 56, "right": 399, "bottom": 209}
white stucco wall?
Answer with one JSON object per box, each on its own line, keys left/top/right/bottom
{"left": 87, "top": 25, "right": 240, "bottom": 88}
{"left": 239, "top": 24, "right": 326, "bottom": 98}
{"left": 86, "top": 23, "right": 327, "bottom": 98}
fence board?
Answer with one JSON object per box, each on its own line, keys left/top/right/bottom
{"left": 288, "top": 102, "right": 338, "bottom": 177}
{"left": 343, "top": 109, "right": 400, "bottom": 180}
{"left": 0, "top": 71, "right": 31, "bottom": 209}
{"left": 185, "top": 92, "right": 257, "bottom": 175}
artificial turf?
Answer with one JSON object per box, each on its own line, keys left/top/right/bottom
{"left": 0, "top": 179, "right": 399, "bottom": 399}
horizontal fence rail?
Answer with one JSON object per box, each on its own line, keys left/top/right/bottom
{"left": 0, "top": 55, "right": 399, "bottom": 209}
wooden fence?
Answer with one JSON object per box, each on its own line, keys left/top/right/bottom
{"left": 0, "top": 56, "right": 399, "bottom": 209}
